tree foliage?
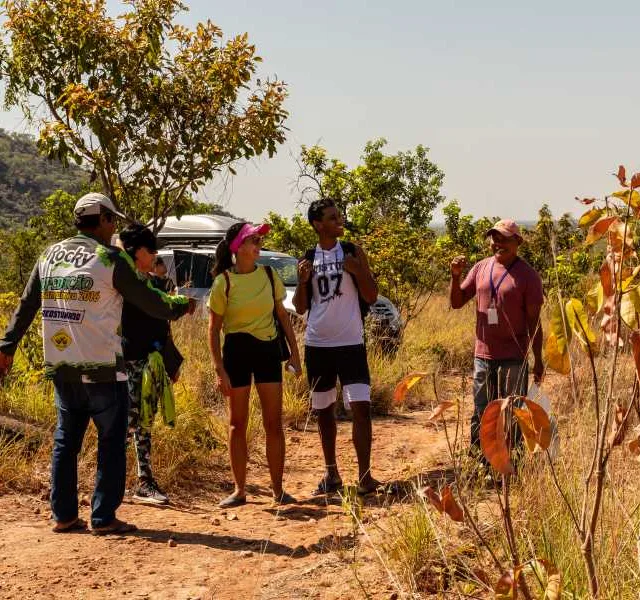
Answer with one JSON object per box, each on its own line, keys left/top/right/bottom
{"left": 264, "top": 211, "right": 316, "bottom": 257}
{"left": 519, "top": 204, "right": 590, "bottom": 294}
{"left": 361, "top": 219, "right": 441, "bottom": 324}
{"left": 297, "top": 138, "right": 445, "bottom": 233}
{"left": 0, "top": 0, "right": 288, "bottom": 230}
{"left": 435, "top": 200, "right": 495, "bottom": 268}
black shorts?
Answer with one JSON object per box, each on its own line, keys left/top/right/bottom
{"left": 304, "top": 344, "right": 370, "bottom": 392}
{"left": 223, "top": 333, "right": 282, "bottom": 388}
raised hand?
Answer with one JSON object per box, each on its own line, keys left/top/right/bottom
{"left": 297, "top": 259, "right": 312, "bottom": 284}
{"left": 450, "top": 255, "right": 467, "bottom": 279}
{"left": 343, "top": 253, "right": 361, "bottom": 275}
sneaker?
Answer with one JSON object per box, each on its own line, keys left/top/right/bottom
{"left": 133, "top": 480, "right": 169, "bottom": 505}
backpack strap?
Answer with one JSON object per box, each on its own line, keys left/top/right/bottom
{"left": 304, "top": 248, "right": 316, "bottom": 311}
{"left": 339, "top": 241, "right": 372, "bottom": 322}
{"left": 264, "top": 264, "right": 276, "bottom": 303}
{"left": 264, "top": 265, "right": 280, "bottom": 324}
{"left": 340, "top": 240, "right": 356, "bottom": 256}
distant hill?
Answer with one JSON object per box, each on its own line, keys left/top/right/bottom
{"left": 0, "top": 129, "right": 88, "bottom": 227}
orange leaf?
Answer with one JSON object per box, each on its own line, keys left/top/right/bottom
{"left": 441, "top": 485, "right": 464, "bottom": 522}
{"left": 615, "top": 165, "right": 627, "bottom": 186}
{"left": 600, "top": 254, "right": 616, "bottom": 298}
{"left": 631, "top": 172, "right": 640, "bottom": 190}
{"left": 600, "top": 255, "right": 619, "bottom": 345}
{"left": 426, "top": 401, "right": 455, "bottom": 423}
{"left": 495, "top": 570, "right": 518, "bottom": 599}
{"left": 627, "top": 425, "right": 640, "bottom": 459}
{"left": 608, "top": 402, "right": 628, "bottom": 448}
{"left": 480, "top": 400, "right": 514, "bottom": 475}
{"left": 586, "top": 216, "right": 618, "bottom": 245}
{"left": 514, "top": 399, "right": 552, "bottom": 453}
{"left": 393, "top": 372, "right": 428, "bottom": 405}
{"left": 608, "top": 220, "right": 634, "bottom": 254}
{"left": 544, "top": 333, "right": 571, "bottom": 375}
{"left": 421, "top": 486, "right": 443, "bottom": 512}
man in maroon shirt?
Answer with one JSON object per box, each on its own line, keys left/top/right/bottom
{"left": 449, "top": 219, "right": 544, "bottom": 453}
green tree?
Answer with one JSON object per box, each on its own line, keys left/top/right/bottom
{"left": 432, "top": 200, "right": 496, "bottom": 277}
{"left": 519, "top": 204, "right": 589, "bottom": 295}
{"left": 181, "top": 200, "right": 240, "bottom": 220}
{"left": 0, "top": 227, "right": 43, "bottom": 293}
{"left": 264, "top": 211, "right": 316, "bottom": 256}
{"left": 361, "top": 219, "right": 441, "bottom": 325}
{"left": 1, "top": 0, "right": 288, "bottom": 231}
{"left": 296, "top": 138, "right": 445, "bottom": 233}
{"left": 28, "top": 189, "right": 78, "bottom": 240}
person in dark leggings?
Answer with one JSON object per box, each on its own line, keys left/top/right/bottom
{"left": 120, "top": 223, "right": 185, "bottom": 505}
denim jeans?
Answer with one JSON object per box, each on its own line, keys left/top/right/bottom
{"left": 51, "top": 380, "right": 128, "bottom": 528}
{"left": 470, "top": 357, "right": 528, "bottom": 450}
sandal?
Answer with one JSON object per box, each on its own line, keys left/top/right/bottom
{"left": 52, "top": 517, "right": 87, "bottom": 533}
{"left": 91, "top": 518, "right": 137, "bottom": 536}
{"left": 272, "top": 491, "right": 297, "bottom": 506}
{"left": 311, "top": 477, "right": 343, "bottom": 496}
{"left": 357, "top": 478, "right": 384, "bottom": 496}
{"left": 218, "top": 493, "right": 247, "bottom": 508}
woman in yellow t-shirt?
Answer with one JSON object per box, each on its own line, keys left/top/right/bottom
{"left": 208, "top": 221, "right": 302, "bottom": 508}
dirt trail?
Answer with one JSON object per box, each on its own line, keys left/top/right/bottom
{"left": 0, "top": 411, "right": 453, "bottom": 599}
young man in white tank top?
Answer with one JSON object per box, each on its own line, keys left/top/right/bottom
{"left": 293, "top": 198, "right": 382, "bottom": 496}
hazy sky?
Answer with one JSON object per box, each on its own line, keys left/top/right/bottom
{"left": 4, "top": 1, "right": 640, "bottom": 224}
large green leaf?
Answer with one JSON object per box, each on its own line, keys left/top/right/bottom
{"left": 550, "top": 303, "right": 571, "bottom": 354}
{"left": 585, "top": 282, "right": 604, "bottom": 314}
{"left": 621, "top": 288, "right": 640, "bottom": 329}
{"left": 578, "top": 207, "right": 604, "bottom": 228}
{"left": 565, "top": 298, "right": 596, "bottom": 353}
{"left": 611, "top": 189, "right": 640, "bottom": 208}
{"left": 545, "top": 334, "right": 571, "bottom": 374}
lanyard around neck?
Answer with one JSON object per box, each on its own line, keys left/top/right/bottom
{"left": 489, "top": 257, "right": 519, "bottom": 303}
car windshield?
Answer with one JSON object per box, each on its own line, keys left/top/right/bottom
{"left": 256, "top": 255, "right": 298, "bottom": 286}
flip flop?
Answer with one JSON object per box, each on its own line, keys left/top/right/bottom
{"left": 311, "top": 478, "right": 343, "bottom": 497}
{"left": 91, "top": 518, "right": 137, "bottom": 536}
{"left": 357, "top": 479, "right": 384, "bottom": 496}
{"left": 272, "top": 491, "right": 297, "bottom": 506}
{"left": 218, "top": 494, "right": 247, "bottom": 508}
{"left": 52, "top": 517, "right": 87, "bottom": 533}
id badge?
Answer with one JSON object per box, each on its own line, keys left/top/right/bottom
{"left": 487, "top": 306, "right": 498, "bottom": 325}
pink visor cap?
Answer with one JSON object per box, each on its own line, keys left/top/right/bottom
{"left": 486, "top": 219, "right": 523, "bottom": 241}
{"left": 229, "top": 223, "right": 271, "bottom": 254}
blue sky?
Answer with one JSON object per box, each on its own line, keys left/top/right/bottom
{"left": 4, "top": 1, "right": 640, "bottom": 224}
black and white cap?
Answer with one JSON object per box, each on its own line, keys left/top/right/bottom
{"left": 73, "top": 192, "right": 127, "bottom": 219}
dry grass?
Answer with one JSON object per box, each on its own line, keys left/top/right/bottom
{"left": 7, "top": 293, "right": 640, "bottom": 596}
{"left": 377, "top": 338, "right": 640, "bottom": 598}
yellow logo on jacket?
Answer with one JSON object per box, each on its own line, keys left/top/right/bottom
{"left": 51, "top": 329, "right": 72, "bottom": 351}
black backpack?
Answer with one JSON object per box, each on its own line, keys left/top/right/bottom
{"left": 304, "top": 241, "right": 373, "bottom": 322}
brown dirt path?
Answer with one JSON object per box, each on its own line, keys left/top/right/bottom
{"left": 0, "top": 411, "right": 454, "bottom": 599}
